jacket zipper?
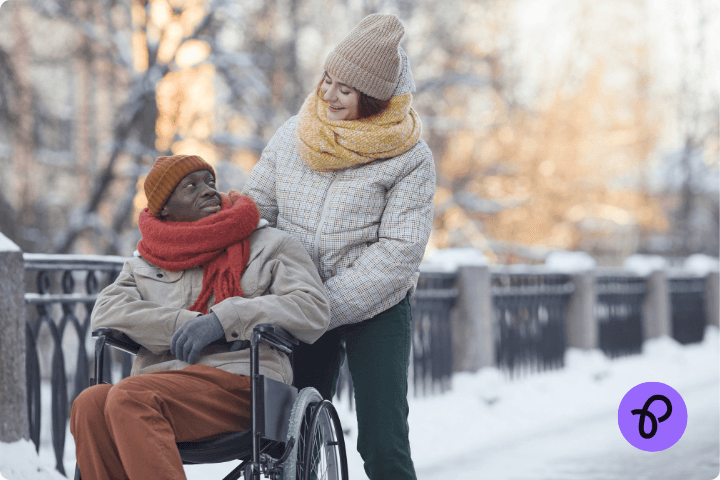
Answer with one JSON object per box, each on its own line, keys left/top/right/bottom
{"left": 313, "top": 173, "right": 341, "bottom": 268}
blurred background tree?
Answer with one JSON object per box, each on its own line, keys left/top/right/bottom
{"left": 0, "top": 0, "right": 717, "bottom": 266}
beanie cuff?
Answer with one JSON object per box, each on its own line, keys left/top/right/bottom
{"left": 325, "top": 52, "right": 396, "bottom": 101}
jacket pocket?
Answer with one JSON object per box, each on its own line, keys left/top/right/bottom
{"left": 132, "top": 266, "right": 186, "bottom": 306}
{"left": 134, "top": 266, "right": 184, "bottom": 283}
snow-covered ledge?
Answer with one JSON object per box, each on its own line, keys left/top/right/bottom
{"left": 0, "top": 232, "right": 28, "bottom": 443}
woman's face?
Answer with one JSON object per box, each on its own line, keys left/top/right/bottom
{"left": 320, "top": 71, "right": 360, "bottom": 121}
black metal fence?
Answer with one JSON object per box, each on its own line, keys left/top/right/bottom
{"left": 23, "top": 254, "right": 128, "bottom": 476}
{"left": 491, "top": 269, "right": 574, "bottom": 378}
{"left": 409, "top": 272, "right": 458, "bottom": 396}
{"left": 669, "top": 275, "right": 707, "bottom": 345}
{"left": 595, "top": 273, "right": 647, "bottom": 358}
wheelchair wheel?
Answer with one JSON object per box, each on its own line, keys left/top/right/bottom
{"left": 281, "top": 388, "right": 348, "bottom": 480}
{"left": 301, "top": 399, "right": 348, "bottom": 480}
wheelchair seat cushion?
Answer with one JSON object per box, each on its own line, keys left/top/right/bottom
{"left": 177, "top": 430, "right": 254, "bottom": 465}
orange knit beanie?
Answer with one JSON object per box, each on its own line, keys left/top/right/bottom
{"left": 144, "top": 154, "right": 216, "bottom": 217}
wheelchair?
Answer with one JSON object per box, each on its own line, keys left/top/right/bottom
{"left": 73, "top": 324, "right": 349, "bottom": 480}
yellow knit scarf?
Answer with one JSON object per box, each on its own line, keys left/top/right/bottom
{"left": 296, "top": 91, "right": 422, "bottom": 172}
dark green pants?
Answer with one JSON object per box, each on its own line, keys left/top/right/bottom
{"left": 293, "top": 296, "right": 416, "bottom": 480}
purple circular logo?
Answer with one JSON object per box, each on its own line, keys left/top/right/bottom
{"left": 618, "top": 382, "right": 687, "bottom": 452}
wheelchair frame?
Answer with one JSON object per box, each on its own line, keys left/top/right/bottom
{"left": 75, "top": 324, "right": 348, "bottom": 480}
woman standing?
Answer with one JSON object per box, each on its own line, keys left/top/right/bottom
{"left": 242, "top": 13, "right": 434, "bottom": 480}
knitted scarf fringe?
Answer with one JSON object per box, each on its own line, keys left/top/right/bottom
{"left": 137, "top": 190, "right": 260, "bottom": 314}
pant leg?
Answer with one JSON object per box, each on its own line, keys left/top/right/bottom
{"left": 71, "top": 383, "right": 127, "bottom": 480}
{"left": 344, "top": 296, "right": 416, "bottom": 480}
{"left": 71, "top": 364, "right": 252, "bottom": 480}
{"left": 291, "top": 327, "right": 344, "bottom": 400}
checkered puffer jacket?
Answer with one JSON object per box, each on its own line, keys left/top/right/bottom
{"left": 242, "top": 49, "right": 436, "bottom": 329}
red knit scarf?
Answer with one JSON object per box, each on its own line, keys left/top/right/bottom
{"left": 137, "top": 190, "right": 260, "bottom": 314}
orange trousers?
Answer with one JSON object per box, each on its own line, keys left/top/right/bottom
{"left": 70, "top": 364, "right": 252, "bottom": 480}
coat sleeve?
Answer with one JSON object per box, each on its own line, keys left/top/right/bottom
{"left": 90, "top": 262, "right": 201, "bottom": 355}
{"left": 209, "top": 234, "right": 331, "bottom": 344}
{"left": 324, "top": 149, "right": 436, "bottom": 328}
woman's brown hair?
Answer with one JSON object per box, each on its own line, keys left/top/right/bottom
{"left": 316, "top": 73, "right": 391, "bottom": 119}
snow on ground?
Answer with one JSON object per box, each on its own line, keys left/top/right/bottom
{"left": 404, "top": 329, "right": 718, "bottom": 477}
{"left": 0, "top": 440, "right": 65, "bottom": 480}
{"left": 405, "top": 325, "right": 717, "bottom": 478}
{"left": 1, "top": 326, "right": 717, "bottom": 480}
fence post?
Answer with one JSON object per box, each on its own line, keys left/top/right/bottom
{"left": 643, "top": 270, "right": 672, "bottom": 339}
{"left": 565, "top": 272, "right": 597, "bottom": 349}
{"left": 0, "top": 232, "right": 28, "bottom": 442}
{"left": 451, "top": 266, "right": 493, "bottom": 372}
{"left": 706, "top": 272, "right": 719, "bottom": 328}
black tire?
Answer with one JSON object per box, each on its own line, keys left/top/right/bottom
{"left": 301, "top": 400, "right": 348, "bottom": 480}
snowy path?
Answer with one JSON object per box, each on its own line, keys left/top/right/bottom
{"left": 416, "top": 377, "right": 719, "bottom": 480}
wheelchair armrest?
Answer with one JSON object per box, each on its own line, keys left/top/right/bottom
{"left": 253, "top": 324, "right": 299, "bottom": 354}
{"left": 92, "top": 328, "right": 141, "bottom": 355}
{"left": 92, "top": 328, "right": 249, "bottom": 356}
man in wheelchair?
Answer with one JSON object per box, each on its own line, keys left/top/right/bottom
{"left": 70, "top": 154, "right": 331, "bottom": 480}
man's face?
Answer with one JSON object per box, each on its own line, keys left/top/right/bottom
{"left": 160, "top": 170, "right": 221, "bottom": 222}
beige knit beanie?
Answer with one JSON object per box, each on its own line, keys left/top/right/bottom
{"left": 324, "top": 13, "right": 405, "bottom": 101}
{"left": 144, "top": 154, "right": 216, "bottom": 217}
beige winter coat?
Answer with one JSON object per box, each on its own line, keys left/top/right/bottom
{"left": 91, "top": 224, "right": 331, "bottom": 385}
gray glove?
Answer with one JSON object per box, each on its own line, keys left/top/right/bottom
{"left": 170, "top": 311, "right": 225, "bottom": 364}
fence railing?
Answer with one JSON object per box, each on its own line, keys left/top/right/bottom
{"left": 668, "top": 274, "right": 707, "bottom": 345}
{"left": 23, "top": 254, "right": 127, "bottom": 476}
{"left": 409, "top": 272, "right": 458, "bottom": 395}
{"left": 491, "top": 270, "right": 574, "bottom": 377}
{"left": 594, "top": 273, "right": 647, "bottom": 358}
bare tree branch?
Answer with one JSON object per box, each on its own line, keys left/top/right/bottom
{"left": 54, "top": 5, "right": 218, "bottom": 253}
